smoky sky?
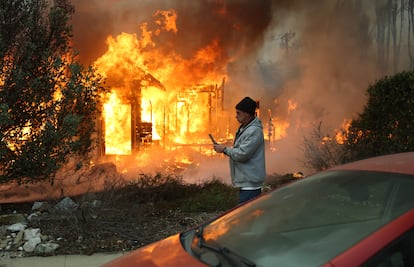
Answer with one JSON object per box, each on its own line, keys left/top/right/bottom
{"left": 71, "top": 0, "right": 275, "bottom": 63}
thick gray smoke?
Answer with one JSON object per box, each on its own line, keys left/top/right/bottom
{"left": 69, "top": 0, "right": 401, "bottom": 177}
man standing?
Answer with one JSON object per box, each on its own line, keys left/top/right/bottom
{"left": 214, "top": 96, "right": 266, "bottom": 204}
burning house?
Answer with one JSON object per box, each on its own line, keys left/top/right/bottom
{"left": 97, "top": 75, "right": 225, "bottom": 158}
{"left": 89, "top": 9, "right": 231, "bottom": 163}
{"left": 80, "top": 6, "right": 286, "bottom": 176}
{"left": 66, "top": 4, "right": 288, "bottom": 175}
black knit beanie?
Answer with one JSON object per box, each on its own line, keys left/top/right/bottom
{"left": 235, "top": 97, "right": 257, "bottom": 116}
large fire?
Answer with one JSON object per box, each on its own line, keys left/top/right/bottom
{"left": 94, "top": 11, "right": 228, "bottom": 157}
{"left": 92, "top": 8, "right": 293, "bottom": 173}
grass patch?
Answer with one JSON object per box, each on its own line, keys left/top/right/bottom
{"left": 174, "top": 178, "right": 238, "bottom": 212}
{"left": 99, "top": 173, "right": 238, "bottom": 213}
{"left": 97, "top": 173, "right": 298, "bottom": 213}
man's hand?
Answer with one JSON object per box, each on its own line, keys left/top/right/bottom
{"left": 213, "top": 143, "right": 226, "bottom": 153}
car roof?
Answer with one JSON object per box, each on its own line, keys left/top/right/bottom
{"left": 328, "top": 151, "right": 414, "bottom": 175}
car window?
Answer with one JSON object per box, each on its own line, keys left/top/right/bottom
{"left": 389, "top": 182, "right": 414, "bottom": 218}
{"left": 361, "top": 228, "right": 414, "bottom": 267}
{"left": 197, "top": 171, "right": 414, "bottom": 267}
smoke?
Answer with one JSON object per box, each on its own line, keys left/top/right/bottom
{"left": 257, "top": 1, "right": 379, "bottom": 174}
{"left": 71, "top": 0, "right": 274, "bottom": 63}
{"left": 70, "top": 0, "right": 388, "bottom": 178}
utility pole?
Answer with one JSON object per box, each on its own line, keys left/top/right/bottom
{"left": 279, "top": 31, "right": 296, "bottom": 57}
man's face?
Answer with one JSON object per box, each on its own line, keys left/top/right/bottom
{"left": 236, "top": 109, "right": 251, "bottom": 125}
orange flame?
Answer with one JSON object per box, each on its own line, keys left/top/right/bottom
{"left": 287, "top": 99, "right": 297, "bottom": 114}
{"left": 94, "top": 10, "right": 227, "bottom": 155}
{"left": 335, "top": 119, "right": 352, "bottom": 144}
{"left": 273, "top": 119, "right": 290, "bottom": 140}
{"left": 103, "top": 92, "right": 131, "bottom": 155}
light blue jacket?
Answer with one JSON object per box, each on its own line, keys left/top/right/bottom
{"left": 224, "top": 117, "right": 266, "bottom": 188}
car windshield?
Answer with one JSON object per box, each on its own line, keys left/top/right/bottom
{"left": 191, "top": 170, "right": 414, "bottom": 267}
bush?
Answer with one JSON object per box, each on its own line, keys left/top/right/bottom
{"left": 344, "top": 71, "right": 414, "bottom": 161}
{"left": 301, "top": 121, "right": 344, "bottom": 171}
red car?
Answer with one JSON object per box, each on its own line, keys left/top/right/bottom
{"left": 102, "top": 152, "right": 414, "bottom": 267}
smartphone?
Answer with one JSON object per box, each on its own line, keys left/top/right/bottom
{"left": 208, "top": 133, "right": 218, "bottom": 144}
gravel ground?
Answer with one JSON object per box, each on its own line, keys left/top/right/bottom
{"left": 0, "top": 200, "right": 220, "bottom": 258}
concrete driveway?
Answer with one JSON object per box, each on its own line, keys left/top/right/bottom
{"left": 0, "top": 252, "right": 124, "bottom": 267}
